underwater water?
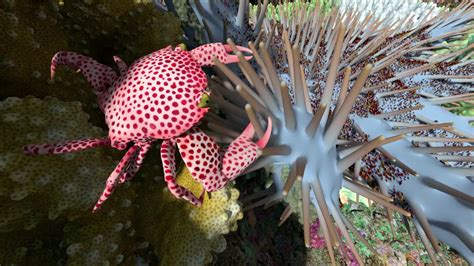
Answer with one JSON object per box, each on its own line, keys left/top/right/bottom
{"left": 0, "top": 0, "right": 472, "bottom": 265}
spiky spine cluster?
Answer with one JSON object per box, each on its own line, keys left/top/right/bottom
{"left": 209, "top": 1, "right": 473, "bottom": 264}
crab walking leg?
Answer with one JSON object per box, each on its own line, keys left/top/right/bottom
{"left": 119, "top": 142, "right": 152, "bottom": 184}
{"left": 51, "top": 52, "right": 118, "bottom": 95}
{"left": 93, "top": 145, "right": 140, "bottom": 212}
{"left": 113, "top": 56, "right": 128, "bottom": 75}
{"left": 160, "top": 139, "right": 204, "bottom": 205}
{"left": 176, "top": 119, "right": 273, "bottom": 193}
{"left": 23, "top": 138, "right": 110, "bottom": 155}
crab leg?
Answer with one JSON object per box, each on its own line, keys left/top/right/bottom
{"left": 93, "top": 144, "right": 140, "bottom": 212}
{"left": 190, "top": 43, "right": 253, "bottom": 66}
{"left": 51, "top": 51, "right": 118, "bottom": 95}
{"left": 113, "top": 56, "right": 128, "bottom": 75}
{"left": 160, "top": 138, "right": 205, "bottom": 205}
{"left": 175, "top": 118, "right": 272, "bottom": 194}
{"left": 23, "top": 138, "right": 110, "bottom": 155}
{"left": 118, "top": 142, "right": 152, "bottom": 184}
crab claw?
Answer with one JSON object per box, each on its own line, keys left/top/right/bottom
{"left": 50, "top": 51, "right": 118, "bottom": 95}
{"left": 222, "top": 44, "right": 253, "bottom": 63}
{"left": 175, "top": 118, "right": 272, "bottom": 195}
{"left": 241, "top": 117, "right": 272, "bottom": 149}
{"left": 190, "top": 43, "right": 253, "bottom": 67}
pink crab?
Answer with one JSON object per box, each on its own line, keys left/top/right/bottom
{"left": 23, "top": 43, "right": 272, "bottom": 211}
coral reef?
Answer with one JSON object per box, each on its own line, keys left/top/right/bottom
{"left": 135, "top": 162, "right": 243, "bottom": 265}
{"left": 60, "top": 0, "right": 183, "bottom": 64}
{"left": 0, "top": 1, "right": 101, "bottom": 126}
{"left": 1, "top": 0, "right": 472, "bottom": 265}
{"left": 0, "top": 96, "right": 114, "bottom": 232}
{"left": 62, "top": 182, "right": 138, "bottom": 266}
{"left": 0, "top": 0, "right": 183, "bottom": 127}
{"left": 0, "top": 96, "right": 244, "bottom": 264}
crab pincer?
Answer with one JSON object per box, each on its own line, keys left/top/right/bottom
{"left": 161, "top": 118, "right": 272, "bottom": 205}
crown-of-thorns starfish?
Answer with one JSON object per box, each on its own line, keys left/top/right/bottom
{"left": 23, "top": 43, "right": 272, "bottom": 212}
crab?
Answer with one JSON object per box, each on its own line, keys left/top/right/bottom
{"left": 23, "top": 43, "right": 272, "bottom": 211}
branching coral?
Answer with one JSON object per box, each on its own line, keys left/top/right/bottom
{"left": 208, "top": 0, "right": 473, "bottom": 264}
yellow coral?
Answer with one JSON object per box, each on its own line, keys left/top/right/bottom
{"left": 135, "top": 162, "right": 243, "bottom": 265}
{"left": 0, "top": 96, "right": 115, "bottom": 232}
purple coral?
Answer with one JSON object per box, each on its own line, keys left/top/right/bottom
{"left": 310, "top": 218, "right": 359, "bottom": 265}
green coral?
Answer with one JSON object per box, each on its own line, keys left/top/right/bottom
{"left": 0, "top": 0, "right": 183, "bottom": 128}
{"left": 0, "top": 96, "right": 115, "bottom": 232}
{"left": 0, "top": 96, "right": 119, "bottom": 264}
{"left": 60, "top": 0, "right": 183, "bottom": 64}
{"left": 0, "top": 96, "right": 244, "bottom": 264}
{"left": 63, "top": 183, "right": 138, "bottom": 266}
{"left": 135, "top": 163, "right": 243, "bottom": 265}
{"left": 0, "top": 1, "right": 103, "bottom": 128}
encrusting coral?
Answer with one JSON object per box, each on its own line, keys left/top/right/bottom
{"left": 0, "top": 95, "right": 246, "bottom": 264}
{"left": 135, "top": 163, "right": 243, "bottom": 265}
{"left": 0, "top": 96, "right": 115, "bottom": 232}
{"left": 0, "top": 1, "right": 101, "bottom": 125}
{"left": 62, "top": 183, "right": 138, "bottom": 266}
{"left": 60, "top": 0, "right": 183, "bottom": 64}
{"left": 0, "top": 220, "right": 65, "bottom": 264}
{"left": 0, "top": 0, "right": 183, "bottom": 127}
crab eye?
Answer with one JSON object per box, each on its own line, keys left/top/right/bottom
{"left": 178, "top": 43, "right": 187, "bottom": 51}
{"left": 198, "top": 93, "right": 210, "bottom": 108}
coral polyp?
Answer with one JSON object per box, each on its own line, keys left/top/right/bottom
{"left": 209, "top": 1, "right": 473, "bottom": 264}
